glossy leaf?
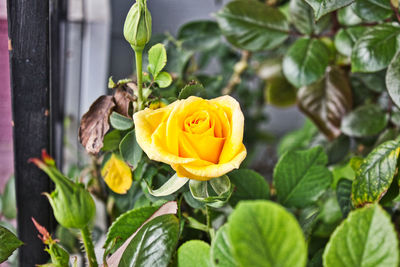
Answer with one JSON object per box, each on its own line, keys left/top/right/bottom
{"left": 352, "top": 0, "right": 392, "bottom": 22}
{"left": 351, "top": 24, "right": 400, "bottom": 73}
{"left": 304, "top": 0, "right": 355, "bottom": 20}
{"left": 336, "top": 178, "right": 352, "bottom": 218}
{"left": 289, "top": 0, "right": 331, "bottom": 35}
{"left": 216, "top": 0, "right": 289, "bottom": 51}
{"left": 147, "top": 173, "right": 189, "bottom": 197}
{"left": 148, "top": 43, "right": 167, "bottom": 78}
{"left": 341, "top": 104, "right": 387, "bottom": 137}
{"left": 154, "top": 71, "right": 172, "bottom": 88}
{"left": 107, "top": 201, "right": 178, "bottom": 266}
{"left": 283, "top": 37, "right": 330, "bottom": 88}
{"left": 274, "top": 146, "right": 332, "bottom": 208}
{"left": 297, "top": 67, "right": 352, "bottom": 140}
{"left": 228, "top": 169, "right": 269, "bottom": 206}
{"left": 0, "top": 225, "right": 23, "bottom": 263}
{"left": 334, "top": 26, "right": 367, "bottom": 57}
{"left": 352, "top": 140, "right": 400, "bottom": 206}
{"left": 119, "top": 215, "right": 179, "bottom": 267}
{"left": 211, "top": 225, "right": 238, "bottom": 267}
{"left": 178, "top": 82, "right": 206, "bottom": 100}
{"left": 177, "top": 21, "right": 221, "bottom": 51}
{"left": 387, "top": 51, "right": 400, "bottom": 108}
{"left": 337, "top": 5, "right": 362, "bottom": 26}
{"left": 352, "top": 71, "right": 387, "bottom": 93}
{"left": 2, "top": 176, "right": 16, "bottom": 219}
{"left": 119, "top": 130, "right": 143, "bottom": 170}
{"left": 104, "top": 206, "right": 159, "bottom": 253}
{"left": 323, "top": 204, "right": 399, "bottom": 267}
{"left": 101, "top": 153, "right": 133, "bottom": 194}
{"left": 228, "top": 201, "right": 307, "bottom": 267}
{"left": 177, "top": 240, "right": 211, "bottom": 267}
{"left": 110, "top": 112, "right": 133, "bottom": 131}
{"left": 189, "top": 176, "right": 232, "bottom": 208}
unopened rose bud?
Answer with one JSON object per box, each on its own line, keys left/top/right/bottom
{"left": 124, "top": 0, "right": 152, "bottom": 52}
{"left": 30, "top": 150, "right": 96, "bottom": 229}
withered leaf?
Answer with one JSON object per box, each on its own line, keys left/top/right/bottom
{"left": 113, "top": 83, "right": 136, "bottom": 117}
{"left": 79, "top": 95, "right": 116, "bottom": 154}
{"left": 297, "top": 66, "right": 352, "bottom": 140}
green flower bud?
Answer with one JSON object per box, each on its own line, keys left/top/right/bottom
{"left": 30, "top": 150, "right": 96, "bottom": 229}
{"left": 124, "top": 0, "right": 152, "bottom": 52}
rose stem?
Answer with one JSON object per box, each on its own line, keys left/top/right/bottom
{"left": 81, "top": 225, "right": 98, "bottom": 267}
{"left": 206, "top": 205, "right": 215, "bottom": 240}
{"left": 134, "top": 48, "right": 144, "bottom": 111}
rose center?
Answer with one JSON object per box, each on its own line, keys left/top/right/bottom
{"left": 183, "top": 110, "right": 212, "bottom": 135}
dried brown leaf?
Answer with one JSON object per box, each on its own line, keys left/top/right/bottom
{"left": 113, "top": 83, "right": 135, "bottom": 117}
{"left": 79, "top": 95, "right": 115, "bottom": 154}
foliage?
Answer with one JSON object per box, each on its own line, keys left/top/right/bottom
{"left": 9, "top": 0, "right": 400, "bottom": 266}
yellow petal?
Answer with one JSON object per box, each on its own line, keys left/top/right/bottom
{"left": 173, "top": 144, "right": 247, "bottom": 181}
{"left": 210, "top": 96, "right": 244, "bottom": 164}
{"left": 182, "top": 131, "right": 225, "bottom": 164}
{"left": 101, "top": 154, "right": 132, "bottom": 194}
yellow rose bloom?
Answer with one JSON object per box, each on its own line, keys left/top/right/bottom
{"left": 133, "top": 95, "right": 247, "bottom": 180}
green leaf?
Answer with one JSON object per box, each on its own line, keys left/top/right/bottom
{"left": 110, "top": 112, "right": 133, "bottom": 131}
{"left": 351, "top": 23, "right": 400, "bottom": 73}
{"left": 147, "top": 173, "right": 189, "bottom": 197}
{"left": 387, "top": 51, "right": 400, "bottom": 108}
{"left": 154, "top": 71, "right": 172, "bottom": 88}
{"left": 102, "top": 129, "right": 122, "bottom": 152}
{"left": 228, "top": 201, "right": 307, "bottom": 267}
{"left": 274, "top": 146, "right": 332, "bottom": 208}
{"left": 341, "top": 104, "right": 388, "bottom": 137}
{"left": 323, "top": 204, "right": 399, "bottom": 267}
{"left": 104, "top": 206, "right": 159, "bottom": 253}
{"left": 177, "top": 240, "right": 211, "bottom": 267}
{"left": 119, "top": 214, "right": 180, "bottom": 267}
{"left": 2, "top": 176, "right": 16, "bottom": 219}
{"left": 304, "top": 0, "right": 355, "bottom": 20}
{"left": 352, "top": 140, "right": 400, "bottom": 207}
{"left": 211, "top": 225, "right": 238, "bottom": 267}
{"left": 283, "top": 37, "right": 330, "bottom": 88}
{"left": 289, "top": 0, "right": 331, "bottom": 35}
{"left": 352, "top": 0, "right": 392, "bottom": 22}
{"left": 337, "top": 5, "right": 362, "bottom": 26}
{"left": 228, "top": 169, "right": 269, "bottom": 206}
{"left": 297, "top": 66, "right": 353, "bottom": 140}
{"left": 177, "top": 21, "right": 221, "bottom": 51}
{"left": 265, "top": 75, "right": 297, "bottom": 107}
{"left": 178, "top": 82, "right": 206, "bottom": 100}
{"left": 278, "top": 119, "right": 318, "bottom": 156}
{"left": 148, "top": 43, "right": 167, "bottom": 78}
{"left": 336, "top": 178, "right": 352, "bottom": 218}
{"left": 119, "top": 130, "right": 143, "bottom": 170}
{"left": 215, "top": 0, "right": 289, "bottom": 51}
{"left": 352, "top": 70, "right": 387, "bottom": 93}
{"left": 0, "top": 225, "right": 23, "bottom": 263}
{"left": 334, "top": 26, "right": 367, "bottom": 57}
{"left": 189, "top": 176, "right": 232, "bottom": 208}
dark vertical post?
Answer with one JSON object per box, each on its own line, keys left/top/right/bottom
{"left": 7, "top": 0, "right": 53, "bottom": 265}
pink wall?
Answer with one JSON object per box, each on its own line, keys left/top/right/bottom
{"left": 0, "top": 18, "right": 13, "bottom": 191}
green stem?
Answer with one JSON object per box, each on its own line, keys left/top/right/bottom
{"left": 134, "top": 48, "right": 144, "bottom": 110}
{"left": 81, "top": 226, "right": 98, "bottom": 267}
{"left": 206, "top": 206, "right": 215, "bottom": 241}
